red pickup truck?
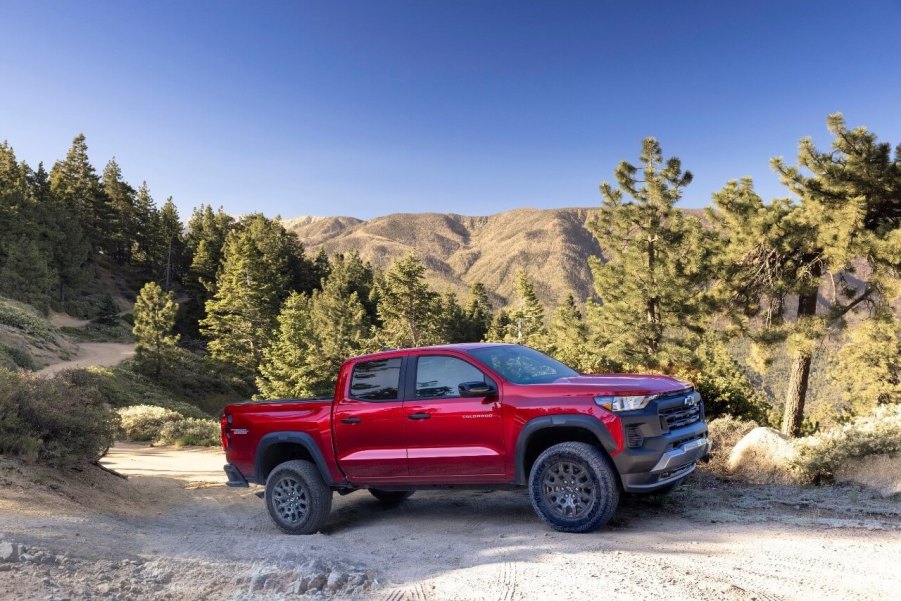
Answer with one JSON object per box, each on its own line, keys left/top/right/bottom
{"left": 221, "top": 343, "right": 708, "bottom": 534}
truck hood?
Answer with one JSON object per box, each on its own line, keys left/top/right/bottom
{"left": 547, "top": 374, "right": 691, "bottom": 397}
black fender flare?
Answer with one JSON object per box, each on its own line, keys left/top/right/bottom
{"left": 514, "top": 414, "right": 619, "bottom": 485}
{"left": 255, "top": 431, "right": 336, "bottom": 486}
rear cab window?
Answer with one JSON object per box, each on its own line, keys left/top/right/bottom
{"left": 349, "top": 358, "right": 402, "bottom": 401}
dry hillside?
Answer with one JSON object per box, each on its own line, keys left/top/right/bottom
{"left": 286, "top": 208, "right": 605, "bottom": 307}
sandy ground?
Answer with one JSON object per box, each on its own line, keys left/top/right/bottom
{"left": 0, "top": 447, "right": 899, "bottom": 601}
{"left": 48, "top": 311, "right": 92, "bottom": 328}
{"left": 36, "top": 342, "right": 135, "bottom": 376}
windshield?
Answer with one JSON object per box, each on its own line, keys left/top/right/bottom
{"left": 466, "top": 346, "right": 579, "bottom": 385}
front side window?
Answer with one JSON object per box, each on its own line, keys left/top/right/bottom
{"left": 350, "top": 358, "right": 402, "bottom": 401}
{"left": 415, "top": 355, "right": 488, "bottom": 398}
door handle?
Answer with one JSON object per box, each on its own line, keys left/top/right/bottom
{"left": 341, "top": 417, "right": 362, "bottom": 424}
{"left": 407, "top": 412, "right": 431, "bottom": 420}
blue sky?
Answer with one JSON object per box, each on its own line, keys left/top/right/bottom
{"left": 1, "top": 1, "right": 899, "bottom": 220}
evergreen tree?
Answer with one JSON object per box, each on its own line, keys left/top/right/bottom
{"left": 256, "top": 292, "right": 315, "bottom": 398}
{"left": 157, "top": 197, "right": 186, "bottom": 289}
{"left": 133, "top": 281, "right": 180, "bottom": 378}
{"left": 439, "top": 291, "right": 468, "bottom": 343}
{"left": 375, "top": 253, "right": 442, "bottom": 347}
{"left": 0, "top": 236, "right": 52, "bottom": 311}
{"left": 131, "top": 182, "right": 159, "bottom": 271}
{"left": 713, "top": 115, "right": 901, "bottom": 435}
{"left": 506, "top": 271, "right": 547, "bottom": 348}
{"left": 201, "top": 230, "right": 279, "bottom": 376}
{"left": 96, "top": 294, "right": 120, "bottom": 325}
{"left": 186, "top": 204, "right": 235, "bottom": 299}
{"left": 549, "top": 295, "right": 588, "bottom": 371}
{"left": 257, "top": 266, "right": 370, "bottom": 398}
{"left": 49, "top": 134, "right": 108, "bottom": 251}
{"left": 101, "top": 158, "right": 136, "bottom": 263}
{"left": 831, "top": 312, "right": 901, "bottom": 415}
{"left": 463, "top": 282, "right": 492, "bottom": 342}
{"left": 485, "top": 310, "right": 511, "bottom": 342}
{"left": 586, "top": 138, "right": 710, "bottom": 370}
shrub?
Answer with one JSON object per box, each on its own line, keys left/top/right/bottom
{"left": 705, "top": 415, "right": 758, "bottom": 474}
{"left": 677, "top": 338, "right": 771, "bottom": 424}
{"left": 156, "top": 417, "right": 221, "bottom": 447}
{"left": 0, "top": 297, "right": 55, "bottom": 341}
{"left": 117, "top": 405, "right": 181, "bottom": 442}
{"left": 0, "top": 368, "right": 118, "bottom": 467}
{"left": 60, "top": 366, "right": 210, "bottom": 419}
{"left": 0, "top": 344, "right": 35, "bottom": 371}
{"left": 792, "top": 405, "right": 901, "bottom": 484}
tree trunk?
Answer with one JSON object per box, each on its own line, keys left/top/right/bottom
{"left": 781, "top": 350, "right": 812, "bottom": 436}
{"left": 780, "top": 264, "right": 821, "bottom": 437}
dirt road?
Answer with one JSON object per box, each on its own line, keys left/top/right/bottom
{"left": 0, "top": 446, "right": 898, "bottom": 600}
{"left": 36, "top": 342, "right": 135, "bottom": 376}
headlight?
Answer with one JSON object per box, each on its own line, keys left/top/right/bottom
{"left": 594, "top": 394, "right": 656, "bottom": 412}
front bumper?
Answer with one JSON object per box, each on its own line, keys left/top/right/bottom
{"left": 612, "top": 393, "right": 709, "bottom": 493}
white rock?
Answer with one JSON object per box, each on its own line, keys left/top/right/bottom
{"left": 727, "top": 427, "right": 801, "bottom": 484}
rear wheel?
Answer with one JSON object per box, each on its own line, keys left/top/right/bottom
{"left": 369, "top": 489, "right": 414, "bottom": 505}
{"left": 528, "top": 442, "right": 619, "bottom": 533}
{"left": 265, "top": 460, "right": 332, "bottom": 534}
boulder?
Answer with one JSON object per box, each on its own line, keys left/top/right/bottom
{"left": 0, "top": 542, "right": 19, "bottom": 563}
{"left": 834, "top": 454, "right": 901, "bottom": 497}
{"left": 727, "top": 427, "right": 801, "bottom": 485}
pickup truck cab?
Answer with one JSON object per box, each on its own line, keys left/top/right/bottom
{"left": 221, "top": 343, "right": 708, "bottom": 534}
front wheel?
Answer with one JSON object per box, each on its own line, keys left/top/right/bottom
{"left": 265, "top": 460, "right": 332, "bottom": 534}
{"left": 528, "top": 442, "right": 620, "bottom": 533}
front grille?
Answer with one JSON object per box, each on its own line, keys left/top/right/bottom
{"left": 625, "top": 425, "right": 643, "bottom": 448}
{"left": 659, "top": 401, "right": 702, "bottom": 430}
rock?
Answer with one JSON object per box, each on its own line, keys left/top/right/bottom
{"left": 834, "top": 453, "right": 901, "bottom": 497}
{"left": 0, "top": 542, "right": 19, "bottom": 563}
{"left": 326, "top": 570, "right": 348, "bottom": 592}
{"left": 96, "top": 583, "right": 111, "bottom": 594}
{"left": 307, "top": 574, "right": 327, "bottom": 591}
{"left": 727, "top": 427, "right": 801, "bottom": 485}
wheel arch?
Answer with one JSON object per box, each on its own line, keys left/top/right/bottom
{"left": 255, "top": 432, "right": 336, "bottom": 486}
{"left": 514, "top": 415, "right": 620, "bottom": 485}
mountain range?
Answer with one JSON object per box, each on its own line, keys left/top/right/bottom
{"left": 284, "top": 208, "right": 606, "bottom": 308}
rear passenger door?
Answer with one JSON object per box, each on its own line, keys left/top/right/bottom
{"left": 403, "top": 354, "right": 505, "bottom": 481}
{"left": 333, "top": 357, "right": 409, "bottom": 482}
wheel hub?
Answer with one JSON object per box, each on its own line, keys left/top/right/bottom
{"left": 542, "top": 460, "right": 596, "bottom": 518}
{"left": 272, "top": 477, "right": 309, "bottom": 524}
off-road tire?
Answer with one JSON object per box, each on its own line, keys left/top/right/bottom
{"left": 528, "top": 442, "right": 620, "bottom": 533}
{"left": 369, "top": 489, "right": 415, "bottom": 505}
{"left": 265, "top": 460, "right": 332, "bottom": 534}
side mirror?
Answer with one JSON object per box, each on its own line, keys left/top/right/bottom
{"left": 458, "top": 381, "right": 497, "bottom": 397}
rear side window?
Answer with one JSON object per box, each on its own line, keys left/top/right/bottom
{"left": 350, "top": 358, "right": 402, "bottom": 401}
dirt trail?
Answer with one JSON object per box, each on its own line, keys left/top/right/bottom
{"left": 36, "top": 342, "right": 135, "bottom": 376}
{"left": 0, "top": 446, "right": 899, "bottom": 600}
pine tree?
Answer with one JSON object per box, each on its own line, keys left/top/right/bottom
{"left": 506, "top": 271, "right": 547, "bottom": 348}
{"left": 439, "top": 291, "right": 468, "bottom": 343}
{"left": 549, "top": 294, "right": 588, "bottom": 371}
{"left": 131, "top": 182, "right": 159, "bottom": 271}
{"left": 463, "top": 282, "right": 493, "bottom": 342}
{"left": 201, "top": 230, "right": 279, "bottom": 376}
{"left": 157, "top": 197, "right": 186, "bottom": 289}
{"left": 485, "top": 310, "right": 511, "bottom": 342}
{"left": 49, "top": 134, "right": 108, "bottom": 252}
{"left": 186, "top": 204, "right": 235, "bottom": 299}
{"left": 375, "top": 253, "right": 442, "bottom": 347}
{"left": 0, "top": 236, "right": 52, "bottom": 311}
{"left": 101, "top": 158, "right": 136, "bottom": 263}
{"left": 586, "top": 138, "right": 711, "bottom": 370}
{"left": 256, "top": 292, "right": 315, "bottom": 398}
{"left": 133, "top": 281, "right": 180, "bottom": 378}
{"left": 831, "top": 312, "right": 901, "bottom": 415}
{"left": 713, "top": 115, "right": 901, "bottom": 435}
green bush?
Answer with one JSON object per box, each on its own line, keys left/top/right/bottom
{"left": 0, "top": 368, "right": 118, "bottom": 467}
{"left": 792, "top": 405, "right": 901, "bottom": 484}
{"left": 677, "top": 338, "right": 771, "bottom": 424}
{"left": 117, "top": 405, "right": 220, "bottom": 447}
{"left": 705, "top": 415, "right": 759, "bottom": 474}
{"left": 156, "top": 417, "right": 221, "bottom": 447}
{"left": 0, "top": 297, "right": 55, "bottom": 341}
{"left": 60, "top": 366, "right": 210, "bottom": 419}
{"left": 117, "top": 405, "right": 182, "bottom": 441}
{"left": 0, "top": 344, "right": 35, "bottom": 371}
